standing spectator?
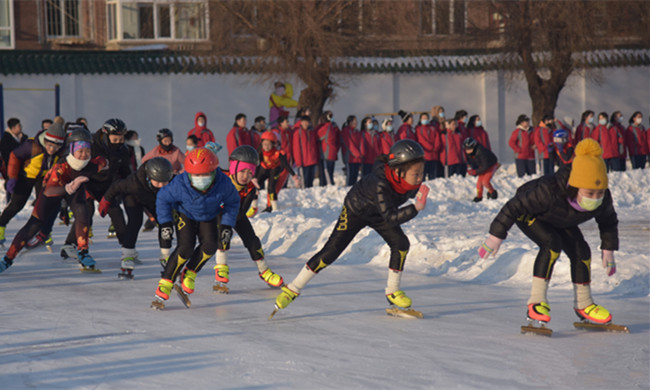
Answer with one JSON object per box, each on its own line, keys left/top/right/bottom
{"left": 250, "top": 116, "right": 266, "bottom": 151}
{"left": 124, "top": 130, "right": 145, "bottom": 171}
{"left": 467, "top": 115, "right": 491, "bottom": 150}
{"left": 626, "top": 111, "right": 647, "bottom": 169}
{"left": 292, "top": 116, "right": 319, "bottom": 188}
{"left": 574, "top": 110, "right": 595, "bottom": 143}
{"left": 142, "top": 129, "right": 185, "bottom": 174}
{"left": 187, "top": 112, "right": 215, "bottom": 148}
{"left": 396, "top": 110, "right": 416, "bottom": 141}
{"left": 509, "top": 114, "right": 536, "bottom": 177}
{"left": 316, "top": 111, "right": 340, "bottom": 186}
{"left": 441, "top": 119, "right": 465, "bottom": 177}
{"left": 361, "top": 117, "right": 381, "bottom": 178}
{"left": 1, "top": 118, "right": 28, "bottom": 198}
{"left": 41, "top": 119, "right": 53, "bottom": 130}
{"left": 430, "top": 105, "right": 446, "bottom": 129}
{"left": 269, "top": 81, "right": 298, "bottom": 126}
{"left": 534, "top": 115, "right": 555, "bottom": 176}
{"left": 341, "top": 115, "right": 363, "bottom": 186}
{"left": 275, "top": 116, "right": 293, "bottom": 164}
{"left": 379, "top": 118, "right": 395, "bottom": 155}
{"left": 609, "top": 111, "right": 627, "bottom": 172}
{"left": 454, "top": 110, "right": 469, "bottom": 176}
{"left": 227, "top": 113, "right": 251, "bottom": 155}
{"left": 185, "top": 135, "right": 199, "bottom": 154}
{"left": 592, "top": 112, "right": 616, "bottom": 172}
{"left": 416, "top": 113, "right": 443, "bottom": 180}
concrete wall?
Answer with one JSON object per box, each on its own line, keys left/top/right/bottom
{"left": 1, "top": 66, "right": 648, "bottom": 164}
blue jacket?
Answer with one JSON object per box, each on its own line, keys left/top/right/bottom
{"left": 156, "top": 170, "right": 240, "bottom": 226}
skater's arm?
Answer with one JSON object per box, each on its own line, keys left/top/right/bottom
{"left": 279, "top": 153, "right": 296, "bottom": 176}
{"left": 489, "top": 182, "right": 551, "bottom": 239}
{"left": 375, "top": 181, "right": 418, "bottom": 225}
{"left": 595, "top": 193, "right": 619, "bottom": 251}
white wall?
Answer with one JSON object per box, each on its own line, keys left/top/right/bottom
{"left": 1, "top": 66, "right": 648, "bottom": 164}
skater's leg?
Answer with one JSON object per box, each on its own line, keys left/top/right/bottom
{"left": 372, "top": 222, "right": 413, "bottom": 307}
{"left": 5, "top": 194, "right": 60, "bottom": 260}
{"left": 0, "top": 179, "right": 35, "bottom": 227}
{"left": 161, "top": 213, "right": 197, "bottom": 282}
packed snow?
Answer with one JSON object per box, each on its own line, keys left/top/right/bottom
{"left": 0, "top": 164, "right": 648, "bottom": 389}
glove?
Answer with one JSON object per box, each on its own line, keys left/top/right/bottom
{"left": 478, "top": 234, "right": 503, "bottom": 259}
{"left": 467, "top": 169, "right": 477, "bottom": 176}
{"left": 292, "top": 175, "right": 302, "bottom": 188}
{"left": 219, "top": 225, "right": 233, "bottom": 250}
{"left": 251, "top": 178, "right": 261, "bottom": 189}
{"left": 98, "top": 197, "right": 111, "bottom": 218}
{"left": 64, "top": 176, "right": 89, "bottom": 195}
{"left": 6, "top": 178, "right": 17, "bottom": 194}
{"left": 414, "top": 184, "right": 429, "bottom": 211}
{"left": 602, "top": 250, "right": 616, "bottom": 276}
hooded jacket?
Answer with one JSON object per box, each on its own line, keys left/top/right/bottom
{"left": 187, "top": 112, "right": 215, "bottom": 148}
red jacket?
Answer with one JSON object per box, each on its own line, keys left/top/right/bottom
{"left": 186, "top": 112, "right": 215, "bottom": 148}
{"left": 292, "top": 127, "right": 319, "bottom": 167}
{"left": 227, "top": 126, "right": 251, "bottom": 155}
{"left": 441, "top": 129, "right": 463, "bottom": 165}
{"left": 142, "top": 145, "right": 185, "bottom": 174}
{"left": 361, "top": 130, "right": 381, "bottom": 164}
{"left": 574, "top": 123, "right": 595, "bottom": 143}
{"left": 534, "top": 123, "right": 554, "bottom": 159}
{"left": 626, "top": 125, "right": 648, "bottom": 156}
{"left": 341, "top": 125, "right": 363, "bottom": 164}
{"left": 592, "top": 124, "right": 616, "bottom": 159}
{"left": 468, "top": 126, "right": 491, "bottom": 150}
{"left": 396, "top": 123, "right": 416, "bottom": 141}
{"left": 316, "top": 122, "right": 340, "bottom": 161}
{"left": 509, "top": 126, "right": 535, "bottom": 160}
{"left": 415, "top": 123, "right": 442, "bottom": 161}
{"left": 379, "top": 131, "right": 395, "bottom": 155}
{"left": 276, "top": 126, "right": 293, "bottom": 163}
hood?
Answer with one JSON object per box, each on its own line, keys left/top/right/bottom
{"left": 195, "top": 112, "right": 207, "bottom": 129}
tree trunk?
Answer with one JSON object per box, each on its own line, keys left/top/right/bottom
{"left": 297, "top": 74, "right": 333, "bottom": 124}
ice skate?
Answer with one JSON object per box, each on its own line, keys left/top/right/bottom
{"left": 269, "top": 286, "right": 299, "bottom": 319}
{"left": 173, "top": 283, "right": 192, "bottom": 308}
{"left": 181, "top": 269, "right": 197, "bottom": 294}
{"left": 472, "top": 196, "right": 483, "bottom": 203}
{"left": 26, "top": 233, "right": 53, "bottom": 252}
{"left": 213, "top": 264, "right": 230, "bottom": 293}
{"left": 60, "top": 244, "right": 78, "bottom": 260}
{"left": 154, "top": 279, "right": 173, "bottom": 302}
{"left": 77, "top": 249, "right": 101, "bottom": 273}
{"left": 385, "top": 291, "right": 423, "bottom": 318}
{"left": 118, "top": 256, "right": 135, "bottom": 280}
{"left": 574, "top": 303, "right": 612, "bottom": 324}
{"left": 487, "top": 190, "right": 498, "bottom": 199}
{"left": 521, "top": 302, "right": 552, "bottom": 336}
{"left": 0, "top": 256, "right": 13, "bottom": 273}
{"left": 150, "top": 296, "right": 165, "bottom": 310}
{"left": 259, "top": 268, "right": 284, "bottom": 288}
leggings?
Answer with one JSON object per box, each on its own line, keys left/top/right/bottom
{"left": 305, "top": 206, "right": 410, "bottom": 273}
{"left": 65, "top": 197, "right": 95, "bottom": 246}
{"left": 256, "top": 165, "right": 284, "bottom": 200}
{"left": 476, "top": 164, "right": 498, "bottom": 197}
{"left": 210, "top": 214, "right": 264, "bottom": 270}
{"left": 0, "top": 178, "right": 36, "bottom": 227}
{"left": 107, "top": 195, "right": 161, "bottom": 250}
{"left": 516, "top": 215, "right": 591, "bottom": 283}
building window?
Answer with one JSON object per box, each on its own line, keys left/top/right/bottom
{"left": 420, "top": 0, "right": 466, "bottom": 36}
{"left": 107, "top": 0, "right": 208, "bottom": 41}
{"left": 46, "top": 0, "right": 80, "bottom": 37}
{"left": 0, "top": 0, "right": 14, "bottom": 49}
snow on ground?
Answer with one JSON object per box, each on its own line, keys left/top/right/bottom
{"left": 0, "top": 165, "right": 648, "bottom": 389}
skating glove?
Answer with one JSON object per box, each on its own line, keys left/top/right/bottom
{"left": 64, "top": 176, "right": 89, "bottom": 195}
{"left": 602, "top": 250, "right": 616, "bottom": 276}
{"left": 220, "top": 225, "right": 233, "bottom": 250}
{"left": 6, "top": 178, "right": 17, "bottom": 194}
{"left": 98, "top": 197, "right": 111, "bottom": 217}
{"left": 478, "top": 234, "right": 503, "bottom": 259}
{"left": 414, "top": 184, "right": 429, "bottom": 211}
{"left": 467, "top": 168, "right": 477, "bottom": 176}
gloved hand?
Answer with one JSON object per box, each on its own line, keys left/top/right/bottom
{"left": 478, "top": 234, "right": 504, "bottom": 259}
{"left": 6, "top": 178, "right": 17, "bottom": 194}
{"left": 251, "top": 178, "right": 261, "bottom": 189}
{"left": 64, "top": 176, "right": 89, "bottom": 195}
{"left": 414, "top": 184, "right": 429, "bottom": 211}
{"left": 98, "top": 197, "right": 111, "bottom": 217}
{"left": 602, "top": 250, "right": 616, "bottom": 276}
{"left": 292, "top": 175, "right": 302, "bottom": 188}
{"left": 220, "top": 225, "right": 233, "bottom": 250}
{"left": 467, "top": 169, "right": 477, "bottom": 176}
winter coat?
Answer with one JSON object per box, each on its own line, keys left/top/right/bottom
{"left": 396, "top": 123, "right": 416, "bottom": 141}
{"left": 227, "top": 126, "right": 252, "bottom": 155}
{"left": 574, "top": 123, "right": 595, "bottom": 143}
{"left": 344, "top": 161, "right": 419, "bottom": 225}
{"left": 316, "top": 121, "right": 340, "bottom": 161}
{"left": 534, "top": 123, "right": 554, "bottom": 159}
{"left": 87, "top": 130, "right": 133, "bottom": 200}
{"left": 416, "top": 123, "right": 442, "bottom": 161}
{"left": 41, "top": 156, "right": 106, "bottom": 198}
{"left": 341, "top": 126, "right": 363, "bottom": 164}
{"left": 276, "top": 126, "right": 293, "bottom": 163}
{"left": 223, "top": 170, "right": 258, "bottom": 220}
{"left": 0, "top": 131, "right": 27, "bottom": 177}
{"left": 7, "top": 131, "right": 59, "bottom": 181}
{"left": 361, "top": 130, "right": 382, "bottom": 165}
{"left": 156, "top": 170, "right": 239, "bottom": 226}
{"left": 292, "top": 126, "right": 319, "bottom": 167}
{"left": 488, "top": 165, "right": 618, "bottom": 251}
{"left": 625, "top": 125, "right": 647, "bottom": 156}
{"left": 103, "top": 164, "right": 159, "bottom": 216}
{"left": 611, "top": 122, "right": 627, "bottom": 158}
{"left": 142, "top": 145, "right": 185, "bottom": 174}
{"left": 259, "top": 148, "right": 295, "bottom": 176}
{"left": 592, "top": 125, "right": 619, "bottom": 160}
{"left": 268, "top": 83, "right": 298, "bottom": 125}
{"left": 187, "top": 112, "right": 215, "bottom": 148}
{"left": 509, "top": 126, "right": 536, "bottom": 160}
{"left": 441, "top": 129, "right": 464, "bottom": 165}
{"left": 379, "top": 131, "right": 395, "bottom": 155}
{"left": 468, "top": 126, "right": 491, "bottom": 151}
{"left": 466, "top": 143, "right": 498, "bottom": 175}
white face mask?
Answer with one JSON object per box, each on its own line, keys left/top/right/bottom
{"left": 578, "top": 195, "right": 604, "bottom": 211}
{"left": 587, "top": 117, "right": 594, "bottom": 124}
{"left": 635, "top": 117, "right": 643, "bottom": 125}
{"left": 385, "top": 125, "right": 393, "bottom": 132}
{"left": 197, "top": 120, "right": 205, "bottom": 127}
{"left": 125, "top": 139, "right": 140, "bottom": 147}
{"left": 476, "top": 120, "right": 482, "bottom": 127}
{"left": 190, "top": 174, "right": 214, "bottom": 191}
{"left": 598, "top": 119, "right": 607, "bottom": 125}
{"left": 66, "top": 154, "right": 90, "bottom": 171}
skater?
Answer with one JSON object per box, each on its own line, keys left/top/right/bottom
{"left": 0, "top": 122, "right": 66, "bottom": 245}
{"left": 478, "top": 138, "right": 619, "bottom": 327}
{"left": 210, "top": 145, "right": 285, "bottom": 293}
{"left": 463, "top": 137, "right": 499, "bottom": 202}
{"left": 98, "top": 157, "right": 174, "bottom": 277}
{"left": 551, "top": 128, "right": 575, "bottom": 167}
{"left": 152, "top": 148, "right": 240, "bottom": 308}
{"left": 272, "top": 139, "right": 429, "bottom": 317}
{"left": 255, "top": 131, "right": 300, "bottom": 212}
{"left": 0, "top": 129, "right": 105, "bottom": 273}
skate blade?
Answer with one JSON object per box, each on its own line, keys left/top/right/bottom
{"left": 521, "top": 322, "right": 553, "bottom": 337}
{"left": 269, "top": 304, "right": 280, "bottom": 320}
{"left": 573, "top": 321, "right": 629, "bottom": 333}
{"left": 117, "top": 270, "right": 134, "bottom": 280}
{"left": 80, "top": 267, "right": 102, "bottom": 273}
{"left": 386, "top": 307, "right": 423, "bottom": 319}
{"left": 150, "top": 299, "right": 165, "bottom": 310}
{"left": 212, "top": 282, "right": 230, "bottom": 294}
{"left": 173, "top": 284, "right": 192, "bottom": 308}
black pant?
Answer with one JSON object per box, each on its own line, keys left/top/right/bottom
{"left": 346, "top": 162, "right": 361, "bottom": 186}
{"left": 0, "top": 177, "right": 36, "bottom": 227}
{"left": 515, "top": 159, "right": 536, "bottom": 177}
{"left": 305, "top": 206, "right": 410, "bottom": 273}
{"left": 108, "top": 194, "right": 149, "bottom": 249}
{"left": 215, "top": 214, "right": 264, "bottom": 265}
{"left": 516, "top": 215, "right": 591, "bottom": 283}
{"left": 324, "top": 160, "right": 335, "bottom": 185}
{"left": 257, "top": 166, "right": 283, "bottom": 199}
{"left": 161, "top": 213, "right": 218, "bottom": 281}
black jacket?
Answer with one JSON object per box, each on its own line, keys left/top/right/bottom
{"left": 489, "top": 165, "right": 618, "bottom": 250}
{"left": 344, "top": 161, "right": 418, "bottom": 225}
{"left": 87, "top": 130, "right": 132, "bottom": 199}
{"left": 466, "top": 144, "right": 497, "bottom": 174}
{"left": 103, "top": 164, "right": 158, "bottom": 217}
{"left": 0, "top": 132, "right": 27, "bottom": 174}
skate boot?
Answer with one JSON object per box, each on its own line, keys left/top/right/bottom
{"left": 213, "top": 264, "right": 230, "bottom": 293}
{"left": 77, "top": 249, "right": 98, "bottom": 271}
{"left": 152, "top": 279, "right": 173, "bottom": 309}
{"left": 107, "top": 224, "right": 117, "bottom": 239}
{"left": 0, "top": 226, "right": 5, "bottom": 245}
{"left": 259, "top": 268, "right": 284, "bottom": 287}
{"left": 386, "top": 290, "right": 412, "bottom": 308}
{"left": 275, "top": 286, "right": 299, "bottom": 309}
{"left": 181, "top": 269, "right": 197, "bottom": 294}
{"left": 118, "top": 255, "right": 135, "bottom": 280}
{"left": 574, "top": 303, "right": 612, "bottom": 324}
{"left": 0, "top": 255, "right": 13, "bottom": 273}
{"left": 60, "top": 244, "right": 78, "bottom": 259}
{"left": 487, "top": 190, "right": 498, "bottom": 199}
{"left": 472, "top": 196, "right": 483, "bottom": 203}
{"left": 527, "top": 302, "right": 551, "bottom": 323}
{"left": 26, "top": 232, "right": 53, "bottom": 250}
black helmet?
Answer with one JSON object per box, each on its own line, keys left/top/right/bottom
{"left": 66, "top": 128, "right": 92, "bottom": 144}
{"left": 229, "top": 145, "right": 260, "bottom": 166}
{"left": 388, "top": 139, "right": 424, "bottom": 167}
{"left": 157, "top": 128, "right": 174, "bottom": 143}
{"left": 145, "top": 157, "right": 174, "bottom": 183}
{"left": 102, "top": 118, "right": 127, "bottom": 135}
{"left": 463, "top": 137, "right": 478, "bottom": 149}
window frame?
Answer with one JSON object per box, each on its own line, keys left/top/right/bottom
{"left": 45, "top": 0, "right": 82, "bottom": 39}
{"left": 0, "top": 0, "right": 14, "bottom": 49}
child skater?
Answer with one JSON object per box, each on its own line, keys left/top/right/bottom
{"left": 463, "top": 137, "right": 499, "bottom": 202}
{"left": 0, "top": 129, "right": 105, "bottom": 273}
{"left": 272, "top": 139, "right": 429, "bottom": 318}
{"left": 211, "top": 145, "right": 285, "bottom": 293}
{"left": 478, "top": 138, "right": 619, "bottom": 328}
{"left": 151, "top": 147, "right": 240, "bottom": 309}
{"left": 255, "top": 131, "right": 300, "bottom": 212}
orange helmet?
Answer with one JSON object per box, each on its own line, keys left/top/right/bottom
{"left": 261, "top": 131, "right": 278, "bottom": 143}
{"left": 185, "top": 147, "right": 219, "bottom": 174}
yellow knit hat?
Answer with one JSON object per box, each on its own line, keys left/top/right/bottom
{"left": 568, "top": 138, "right": 608, "bottom": 189}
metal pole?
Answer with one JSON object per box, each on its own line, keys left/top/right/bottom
{"left": 0, "top": 83, "right": 4, "bottom": 140}
{"left": 55, "top": 83, "right": 60, "bottom": 117}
